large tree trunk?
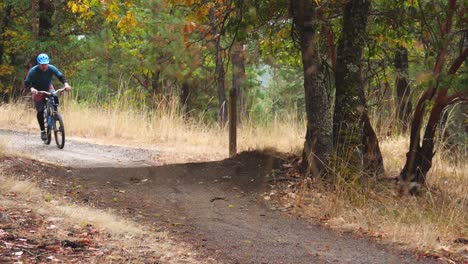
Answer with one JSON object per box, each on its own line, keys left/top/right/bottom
{"left": 394, "top": 46, "right": 412, "bottom": 133}
{"left": 333, "top": 0, "right": 384, "bottom": 176}
{"left": 291, "top": 0, "right": 333, "bottom": 177}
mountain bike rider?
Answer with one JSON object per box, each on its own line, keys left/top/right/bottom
{"left": 24, "top": 53, "right": 72, "bottom": 141}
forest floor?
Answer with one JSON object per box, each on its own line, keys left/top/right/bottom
{"left": 0, "top": 129, "right": 463, "bottom": 263}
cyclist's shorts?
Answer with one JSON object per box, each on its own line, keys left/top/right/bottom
{"left": 33, "top": 85, "right": 56, "bottom": 112}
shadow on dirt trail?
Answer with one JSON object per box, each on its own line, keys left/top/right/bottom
{"left": 8, "top": 151, "right": 439, "bottom": 264}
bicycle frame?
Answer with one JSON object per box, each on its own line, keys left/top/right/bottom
{"left": 38, "top": 88, "right": 66, "bottom": 149}
{"left": 40, "top": 88, "right": 64, "bottom": 123}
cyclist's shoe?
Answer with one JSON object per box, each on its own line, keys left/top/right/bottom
{"left": 40, "top": 131, "right": 47, "bottom": 141}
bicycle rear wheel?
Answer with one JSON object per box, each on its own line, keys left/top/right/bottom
{"left": 53, "top": 113, "right": 65, "bottom": 149}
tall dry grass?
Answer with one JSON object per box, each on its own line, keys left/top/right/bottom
{"left": 0, "top": 94, "right": 305, "bottom": 154}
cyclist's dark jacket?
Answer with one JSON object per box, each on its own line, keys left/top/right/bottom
{"left": 24, "top": 64, "right": 68, "bottom": 92}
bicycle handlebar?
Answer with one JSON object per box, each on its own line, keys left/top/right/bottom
{"left": 37, "top": 87, "right": 67, "bottom": 96}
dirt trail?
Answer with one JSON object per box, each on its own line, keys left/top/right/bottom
{"left": 0, "top": 129, "right": 439, "bottom": 263}
{"left": 0, "top": 129, "right": 158, "bottom": 167}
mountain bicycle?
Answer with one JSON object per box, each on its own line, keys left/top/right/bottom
{"left": 38, "top": 88, "right": 66, "bottom": 149}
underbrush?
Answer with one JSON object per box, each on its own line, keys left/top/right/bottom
{"left": 272, "top": 136, "right": 467, "bottom": 262}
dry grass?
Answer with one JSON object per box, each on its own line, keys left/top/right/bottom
{"left": 0, "top": 98, "right": 304, "bottom": 154}
{"left": 0, "top": 134, "right": 27, "bottom": 159}
{"left": 0, "top": 176, "right": 37, "bottom": 196}
{"left": 0, "top": 137, "right": 7, "bottom": 158}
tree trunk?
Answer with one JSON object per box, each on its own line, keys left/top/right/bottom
{"left": 38, "top": 0, "right": 54, "bottom": 41}
{"left": 232, "top": 41, "right": 246, "bottom": 122}
{"left": 291, "top": 0, "right": 333, "bottom": 177}
{"left": 208, "top": 5, "right": 227, "bottom": 126}
{"left": 400, "top": 47, "right": 468, "bottom": 193}
{"left": 215, "top": 39, "right": 227, "bottom": 126}
{"left": 32, "top": 0, "right": 38, "bottom": 45}
{"left": 399, "top": 0, "right": 463, "bottom": 194}
{"left": 180, "top": 82, "right": 191, "bottom": 116}
{"left": 0, "top": 4, "right": 12, "bottom": 101}
{"left": 363, "top": 114, "right": 384, "bottom": 176}
{"left": 151, "top": 69, "right": 163, "bottom": 104}
{"left": 0, "top": 4, "right": 12, "bottom": 65}
{"left": 394, "top": 46, "right": 412, "bottom": 133}
{"left": 333, "top": 0, "right": 384, "bottom": 176}
{"left": 229, "top": 88, "right": 237, "bottom": 156}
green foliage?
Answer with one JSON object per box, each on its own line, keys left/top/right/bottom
{"left": 0, "top": 0, "right": 465, "bottom": 146}
{"left": 247, "top": 65, "right": 304, "bottom": 124}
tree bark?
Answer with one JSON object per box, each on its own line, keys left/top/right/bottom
{"left": 0, "top": 4, "right": 12, "bottom": 65}
{"left": 229, "top": 88, "right": 237, "bottom": 157}
{"left": 0, "top": 4, "right": 12, "bottom": 101}
{"left": 394, "top": 46, "right": 412, "bottom": 133}
{"left": 38, "top": 0, "right": 54, "bottom": 40}
{"left": 333, "top": 0, "right": 384, "bottom": 176}
{"left": 399, "top": 0, "right": 462, "bottom": 194}
{"left": 317, "top": 6, "right": 336, "bottom": 70}
{"left": 291, "top": 0, "right": 333, "bottom": 177}
{"left": 151, "top": 69, "right": 163, "bottom": 104}
{"left": 232, "top": 41, "right": 246, "bottom": 121}
{"left": 208, "top": 5, "right": 227, "bottom": 126}
{"left": 215, "top": 38, "right": 227, "bottom": 126}
{"left": 400, "top": 48, "right": 468, "bottom": 192}
{"left": 180, "top": 82, "right": 191, "bottom": 116}
{"left": 32, "top": 0, "right": 38, "bottom": 44}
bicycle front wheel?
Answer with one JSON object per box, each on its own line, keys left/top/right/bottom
{"left": 53, "top": 113, "right": 65, "bottom": 149}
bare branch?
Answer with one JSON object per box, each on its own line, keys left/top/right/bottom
{"left": 443, "top": 92, "right": 468, "bottom": 106}
{"left": 433, "top": 0, "right": 457, "bottom": 74}
{"left": 448, "top": 47, "right": 468, "bottom": 74}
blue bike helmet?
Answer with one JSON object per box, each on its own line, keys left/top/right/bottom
{"left": 37, "top": 53, "right": 50, "bottom": 64}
